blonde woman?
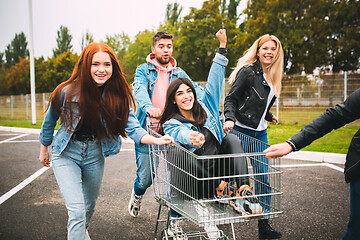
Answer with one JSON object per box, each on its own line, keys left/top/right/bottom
{"left": 223, "top": 34, "right": 284, "bottom": 239}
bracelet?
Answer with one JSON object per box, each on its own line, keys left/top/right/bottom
{"left": 286, "top": 139, "right": 297, "bottom": 152}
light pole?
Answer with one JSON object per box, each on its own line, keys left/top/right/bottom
{"left": 28, "top": 0, "right": 36, "bottom": 124}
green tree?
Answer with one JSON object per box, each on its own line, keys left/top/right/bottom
{"left": 0, "top": 52, "right": 4, "bottom": 68}
{"left": 166, "top": 2, "right": 183, "bottom": 26}
{"left": 124, "top": 30, "right": 155, "bottom": 83}
{"left": 176, "top": 0, "right": 242, "bottom": 81}
{"left": 4, "top": 32, "right": 29, "bottom": 68}
{"left": 243, "top": 0, "right": 360, "bottom": 74}
{"left": 0, "top": 66, "right": 8, "bottom": 95}
{"left": 34, "top": 56, "right": 49, "bottom": 93}
{"left": 80, "top": 30, "right": 94, "bottom": 50}
{"left": 104, "top": 32, "right": 130, "bottom": 66}
{"left": 42, "top": 51, "right": 79, "bottom": 92}
{"left": 53, "top": 26, "right": 73, "bottom": 57}
{"left": 6, "top": 57, "right": 30, "bottom": 94}
{"left": 327, "top": 0, "right": 360, "bottom": 72}
{"left": 228, "top": 0, "right": 241, "bottom": 21}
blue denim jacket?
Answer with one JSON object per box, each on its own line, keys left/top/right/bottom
{"left": 132, "top": 61, "right": 205, "bottom": 130}
{"left": 162, "top": 53, "right": 228, "bottom": 152}
{"left": 39, "top": 87, "right": 147, "bottom": 158}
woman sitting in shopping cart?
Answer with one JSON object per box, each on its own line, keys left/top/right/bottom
{"left": 159, "top": 30, "right": 263, "bottom": 227}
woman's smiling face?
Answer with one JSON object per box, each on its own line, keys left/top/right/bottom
{"left": 174, "top": 83, "right": 194, "bottom": 116}
{"left": 90, "top": 51, "right": 113, "bottom": 86}
{"left": 257, "top": 40, "right": 277, "bottom": 68}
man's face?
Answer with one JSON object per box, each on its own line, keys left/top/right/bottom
{"left": 151, "top": 38, "right": 173, "bottom": 67}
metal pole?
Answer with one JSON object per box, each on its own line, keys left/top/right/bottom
{"left": 26, "top": 94, "right": 29, "bottom": 120}
{"left": 11, "top": 96, "right": 13, "bottom": 119}
{"left": 344, "top": 71, "right": 347, "bottom": 101}
{"left": 276, "top": 97, "right": 279, "bottom": 120}
{"left": 28, "top": 0, "right": 36, "bottom": 124}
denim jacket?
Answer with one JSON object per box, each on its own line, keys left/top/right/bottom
{"left": 162, "top": 53, "right": 228, "bottom": 152}
{"left": 132, "top": 60, "right": 205, "bottom": 130}
{"left": 39, "top": 86, "right": 147, "bottom": 157}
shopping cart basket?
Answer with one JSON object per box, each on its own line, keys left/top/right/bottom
{"left": 147, "top": 118, "right": 282, "bottom": 239}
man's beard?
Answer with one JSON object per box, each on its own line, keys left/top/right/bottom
{"left": 156, "top": 56, "right": 171, "bottom": 65}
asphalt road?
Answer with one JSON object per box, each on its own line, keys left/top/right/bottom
{"left": 0, "top": 130, "right": 349, "bottom": 240}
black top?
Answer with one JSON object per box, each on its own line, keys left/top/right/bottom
{"left": 73, "top": 83, "right": 107, "bottom": 140}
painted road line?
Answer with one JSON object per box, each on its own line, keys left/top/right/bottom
{"left": 324, "top": 163, "right": 344, "bottom": 172}
{"left": 0, "top": 166, "right": 50, "bottom": 205}
{"left": 279, "top": 162, "right": 344, "bottom": 173}
{"left": 0, "top": 134, "right": 29, "bottom": 144}
{"left": 279, "top": 163, "right": 326, "bottom": 168}
{"left": 4, "top": 140, "right": 39, "bottom": 143}
{"left": 120, "top": 148, "right": 135, "bottom": 151}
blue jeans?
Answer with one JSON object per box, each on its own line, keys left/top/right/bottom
{"left": 232, "top": 125, "right": 271, "bottom": 212}
{"left": 343, "top": 179, "right": 360, "bottom": 240}
{"left": 133, "top": 144, "right": 152, "bottom": 196}
{"left": 51, "top": 139, "right": 105, "bottom": 240}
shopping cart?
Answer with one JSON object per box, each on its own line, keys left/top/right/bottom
{"left": 147, "top": 118, "right": 282, "bottom": 239}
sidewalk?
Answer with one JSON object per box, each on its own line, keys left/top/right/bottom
{"left": 0, "top": 126, "right": 346, "bottom": 165}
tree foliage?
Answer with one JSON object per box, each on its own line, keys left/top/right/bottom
{"left": 6, "top": 57, "right": 30, "bottom": 94}
{"left": 1, "top": 0, "right": 360, "bottom": 96}
{"left": 42, "top": 51, "right": 79, "bottom": 92}
{"left": 4, "top": 32, "right": 29, "bottom": 68}
{"left": 176, "top": 0, "right": 244, "bottom": 81}
{"left": 166, "top": 2, "right": 183, "bottom": 26}
{"left": 243, "top": 0, "right": 360, "bottom": 73}
{"left": 124, "top": 30, "right": 155, "bottom": 83}
{"left": 80, "top": 30, "right": 94, "bottom": 50}
{"left": 53, "top": 26, "right": 73, "bottom": 57}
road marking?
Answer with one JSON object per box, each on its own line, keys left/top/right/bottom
{"left": 0, "top": 134, "right": 29, "bottom": 144}
{"left": 324, "top": 163, "right": 344, "bottom": 172}
{"left": 279, "top": 162, "right": 344, "bottom": 172}
{"left": 120, "top": 148, "right": 135, "bottom": 151}
{"left": 3, "top": 140, "right": 39, "bottom": 143}
{"left": 0, "top": 166, "right": 50, "bottom": 205}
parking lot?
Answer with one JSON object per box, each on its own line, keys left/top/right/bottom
{"left": 0, "top": 128, "right": 350, "bottom": 239}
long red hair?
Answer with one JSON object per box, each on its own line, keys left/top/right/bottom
{"left": 47, "top": 42, "right": 135, "bottom": 140}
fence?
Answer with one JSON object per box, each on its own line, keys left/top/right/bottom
{"left": 0, "top": 72, "right": 359, "bottom": 126}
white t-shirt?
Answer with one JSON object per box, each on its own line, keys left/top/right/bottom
{"left": 235, "top": 73, "right": 275, "bottom": 131}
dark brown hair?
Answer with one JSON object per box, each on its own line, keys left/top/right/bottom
{"left": 152, "top": 31, "right": 173, "bottom": 46}
{"left": 160, "top": 77, "right": 207, "bottom": 130}
{"left": 46, "top": 42, "right": 135, "bottom": 140}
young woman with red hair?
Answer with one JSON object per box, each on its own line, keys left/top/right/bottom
{"left": 38, "top": 42, "right": 172, "bottom": 240}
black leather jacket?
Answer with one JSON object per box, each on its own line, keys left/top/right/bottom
{"left": 224, "top": 60, "right": 275, "bottom": 129}
{"left": 289, "top": 88, "right": 360, "bottom": 183}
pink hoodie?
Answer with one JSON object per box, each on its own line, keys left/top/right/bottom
{"left": 146, "top": 53, "right": 176, "bottom": 111}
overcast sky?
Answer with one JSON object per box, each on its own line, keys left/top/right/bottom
{"left": 0, "top": 0, "right": 209, "bottom": 58}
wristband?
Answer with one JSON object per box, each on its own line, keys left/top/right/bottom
{"left": 286, "top": 139, "right": 297, "bottom": 152}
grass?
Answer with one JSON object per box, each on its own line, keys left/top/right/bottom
{"left": 267, "top": 123, "right": 358, "bottom": 154}
{"left": 0, "top": 118, "right": 60, "bottom": 130}
{"left": 0, "top": 117, "right": 358, "bottom": 154}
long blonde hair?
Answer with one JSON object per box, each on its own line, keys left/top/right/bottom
{"left": 228, "top": 34, "right": 284, "bottom": 97}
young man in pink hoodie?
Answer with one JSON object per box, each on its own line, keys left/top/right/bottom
{"left": 129, "top": 31, "right": 204, "bottom": 220}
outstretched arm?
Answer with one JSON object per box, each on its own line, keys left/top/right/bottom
{"left": 140, "top": 134, "right": 174, "bottom": 145}
{"left": 264, "top": 143, "right": 293, "bottom": 159}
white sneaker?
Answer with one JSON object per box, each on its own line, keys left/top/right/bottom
{"left": 85, "top": 229, "right": 91, "bottom": 240}
{"left": 128, "top": 188, "right": 142, "bottom": 217}
{"left": 167, "top": 219, "right": 188, "bottom": 240}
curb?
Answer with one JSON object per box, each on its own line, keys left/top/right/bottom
{"left": 0, "top": 126, "right": 346, "bottom": 164}
{"left": 0, "top": 126, "right": 134, "bottom": 144}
